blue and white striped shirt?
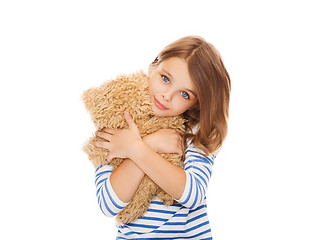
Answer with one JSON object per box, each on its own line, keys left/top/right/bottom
{"left": 95, "top": 144, "right": 216, "bottom": 239}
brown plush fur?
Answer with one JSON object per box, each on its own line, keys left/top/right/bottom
{"left": 82, "top": 71, "right": 185, "bottom": 224}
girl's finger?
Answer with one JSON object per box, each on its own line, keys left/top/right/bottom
{"left": 102, "top": 128, "right": 115, "bottom": 135}
{"left": 91, "top": 140, "right": 110, "bottom": 149}
{"left": 124, "top": 112, "right": 137, "bottom": 131}
{"left": 96, "top": 131, "right": 112, "bottom": 141}
{"left": 106, "top": 153, "right": 114, "bottom": 162}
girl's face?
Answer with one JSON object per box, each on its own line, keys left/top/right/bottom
{"left": 148, "top": 57, "right": 198, "bottom": 117}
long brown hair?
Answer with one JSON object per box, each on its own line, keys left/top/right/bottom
{"left": 150, "top": 36, "right": 231, "bottom": 155}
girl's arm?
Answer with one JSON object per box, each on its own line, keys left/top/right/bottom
{"left": 109, "top": 159, "right": 145, "bottom": 203}
{"left": 93, "top": 112, "right": 213, "bottom": 203}
{"left": 130, "top": 141, "right": 186, "bottom": 199}
{"left": 93, "top": 122, "right": 183, "bottom": 205}
{"left": 95, "top": 143, "right": 214, "bottom": 217}
{"left": 140, "top": 132, "right": 216, "bottom": 209}
{"left": 128, "top": 139, "right": 215, "bottom": 207}
{"left": 175, "top": 145, "right": 215, "bottom": 209}
{"left": 95, "top": 164, "right": 130, "bottom": 217}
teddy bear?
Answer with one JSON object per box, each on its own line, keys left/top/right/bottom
{"left": 82, "top": 71, "right": 186, "bottom": 224}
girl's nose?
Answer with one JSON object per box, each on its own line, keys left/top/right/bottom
{"left": 162, "top": 91, "right": 172, "bottom": 102}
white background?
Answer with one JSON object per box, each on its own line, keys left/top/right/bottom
{"left": 0, "top": 0, "right": 333, "bottom": 239}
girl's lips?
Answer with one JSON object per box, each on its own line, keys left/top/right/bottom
{"left": 154, "top": 97, "right": 168, "bottom": 110}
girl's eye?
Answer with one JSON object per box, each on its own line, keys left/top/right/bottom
{"left": 162, "top": 75, "right": 170, "bottom": 83}
{"left": 181, "top": 91, "right": 189, "bottom": 99}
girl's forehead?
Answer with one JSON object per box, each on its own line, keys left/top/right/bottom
{"left": 157, "top": 57, "right": 189, "bottom": 80}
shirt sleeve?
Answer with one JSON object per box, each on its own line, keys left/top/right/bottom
{"left": 95, "top": 165, "right": 130, "bottom": 217}
{"left": 175, "top": 144, "right": 217, "bottom": 209}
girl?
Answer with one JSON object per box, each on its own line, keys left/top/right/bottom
{"left": 91, "top": 36, "right": 231, "bottom": 239}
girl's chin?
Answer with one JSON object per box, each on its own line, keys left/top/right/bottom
{"left": 152, "top": 107, "right": 169, "bottom": 117}
{"left": 152, "top": 110, "right": 166, "bottom": 117}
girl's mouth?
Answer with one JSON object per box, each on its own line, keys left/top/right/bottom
{"left": 154, "top": 97, "right": 168, "bottom": 110}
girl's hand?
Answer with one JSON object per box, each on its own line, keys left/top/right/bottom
{"left": 91, "top": 112, "right": 142, "bottom": 161}
{"left": 143, "top": 129, "right": 183, "bottom": 154}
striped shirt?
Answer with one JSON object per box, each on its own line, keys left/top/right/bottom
{"left": 95, "top": 144, "right": 216, "bottom": 239}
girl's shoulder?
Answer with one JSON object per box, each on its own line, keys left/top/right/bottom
{"left": 186, "top": 125, "right": 221, "bottom": 157}
{"left": 185, "top": 141, "right": 219, "bottom": 162}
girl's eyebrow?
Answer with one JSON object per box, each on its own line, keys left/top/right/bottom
{"left": 161, "top": 68, "right": 174, "bottom": 81}
{"left": 161, "top": 68, "right": 197, "bottom": 97}
{"left": 187, "top": 88, "right": 197, "bottom": 97}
